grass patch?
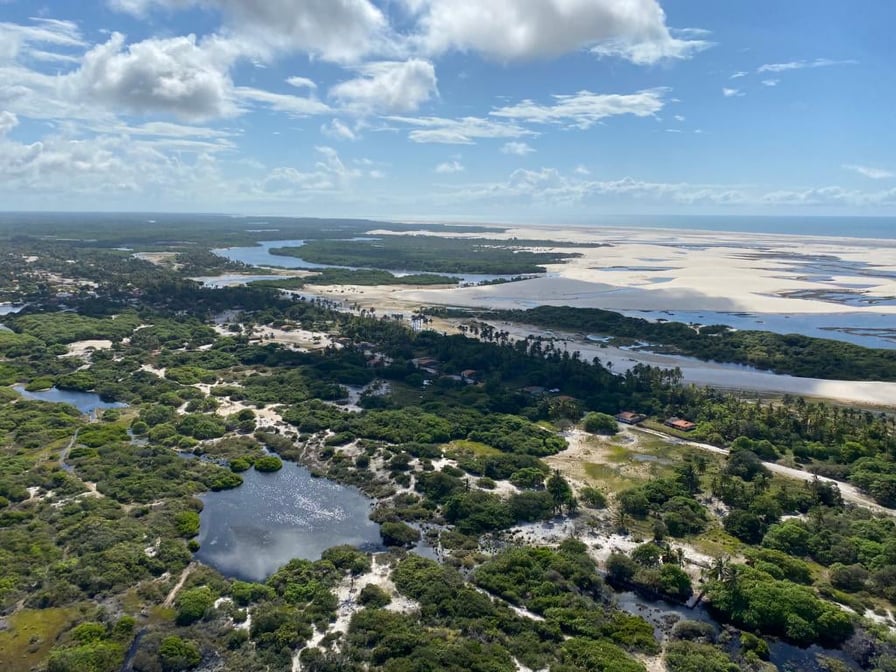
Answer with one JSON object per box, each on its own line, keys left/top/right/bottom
{"left": 582, "top": 462, "right": 642, "bottom": 491}
{"left": 445, "top": 440, "right": 502, "bottom": 458}
{"left": 691, "top": 526, "right": 744, "bottom": 559}
{"left": 0, "top": 606, "right": 84, "bottom": 672}
{"left": 638, "top": 419, "right": 696, "bottom": 440}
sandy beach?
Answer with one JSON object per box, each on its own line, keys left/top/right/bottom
{"left": 387, "top": 226, "right": 896, "bottom": 316}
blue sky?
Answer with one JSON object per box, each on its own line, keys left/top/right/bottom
{"left": 0, "top": 0, "right": 893, "bottom": 221}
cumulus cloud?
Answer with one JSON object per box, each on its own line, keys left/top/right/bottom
{"left": 843, "top": 164, "right": 893, "bottom": 180}
{"left": 76, "top": 33, "right": 241, "bottom": 120}
{"left": 730, "top": 71, "right": 747, "bottom": 79}
{"left": 501, "top": 141, "right": 535, "bottom": 155}
{"left": 757, "top": 58, "right": 858, "bottom": 73}
{"left": 0, "top": 21, "right": 340, "bottom": 124}
{"left": 330, "top": 59, "right": 437, "bottom": 113}
{"left": 722, "top": 88, "right": 744, "bottom": 97}
{"left": 260, "top": 146, "right": 360, "bottom": 194}
{"left": 0, "top": 128, "right": 232, "bottom": 202}
{"left": 405, "top": 0, "right": 710, "bottom": 64}
{"left": 491, "top": 89, "right": 666, "bottom": 129}
{"left": 110, "top": 0, "right": 388, "bottom": 63}
{"left": 761, "top": 79, "right": 779, "bottom": 87}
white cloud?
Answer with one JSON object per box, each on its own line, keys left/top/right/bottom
{"left": 761, "top": 79, "right": 779, "bottom": 87}
{"left": 0, "top": 21, "right": 341, "bottom": 124}
{"left": 501, "top": 141, "right": 534, "bottom": 155}
{"left": 441, "top": 167, "right": 896, "bottom": 210}
{"left": 286, "top": 76, "right": 317, "bottom": 90}
{"left": 0, "top": 17, "right": 86, "bottom": 62}
{"left": 843, "top": 164, "right": 893, "bottom": 180}
{"left": 757, "top": 58, "right": 858, "bottom": 73}
{"left": 574, "top": 165, "right": 590, "bottom": 175}
{"left": 435, "top": 160, "right": 464, "bottom": 174}
{"left": 236, "top": 86, "right": 330, "bottom": 116}
{"left": 110, "top": 0, "right": 388, "bottom": 63}
{"left": 730, "top": 71, "right": 747, "bottom": 79}
{"left": 722, "top": 88, "right": 744, "bottom": 97}
{"left": 322, "top": 118, "right": 357, "bottom": 141}
{"left": 491, "top": 88, "right": 666, "bottom": 129}
{"left": 0, "top": 110, "right": 18, "bottom": 135}
{"left": 330, "top": 59, "right": 437, "bottom": 113}
{"left": 405, "top": 0, "right": 710, "bottom": 64}
{"left": 387, "top": 115, "right": 534, "bottom": 144}
{"left": 0, "top": 128, "right": 231, "bottom": 200}
{"left": 75, "top": 33, "right": 241, "bottom": 120}
{"left": 91, "top": 120, "right": 235, "bottom": 140}
{"left": 260, "top": 146, "right": 360, "bottom": 193}
{"left": 674, "top": 114, "right": 685, "bottom": 122}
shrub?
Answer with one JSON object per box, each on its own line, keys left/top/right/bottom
{"left": 582, "top": 412, "right": 619, "bottom": 435}
{"left": 254, "top": 455, "right": 283, "bottom": 472}
{"left": 380, "top": 521, "right": 421, "bottom": 547}
{"left": 159, "top": 635, "right": 201, "bottom": 671}
{"left": 358, "top": 584, "right": 391, "bottom": 608}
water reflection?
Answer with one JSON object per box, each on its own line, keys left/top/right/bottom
{"left": 196, "top": 461, "right": 382, "bottom": 582}
{"left": 12, "top": 385, "right": 127, "bottom": 415}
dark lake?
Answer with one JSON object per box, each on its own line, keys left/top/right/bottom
{"left": 195, "top": 461, "right": 382, "bottom": 582}
{"left": 12, "top": 385, "right": 128, "bottom": 415}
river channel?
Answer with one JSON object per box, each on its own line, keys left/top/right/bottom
{"left": 211, "top": 239, "right": 521, "bottom": 285}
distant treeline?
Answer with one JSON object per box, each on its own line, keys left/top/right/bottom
{"left": 452, "top": 304, "right": 896, "bottom": 382}
{"left": 0, "top": 213, "right": 504, "bottom": 248}
{"left": 251, "top": 268, "right": 458, "bottom": 288}
{"left": 272, "top": 235, "right": 597, "bottom": 275}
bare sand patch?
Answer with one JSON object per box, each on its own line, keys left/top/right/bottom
{"left": 390, "top": 226, "right": 896, "bottom": 316}
{"left": 64, "top": 339, "right": 113, "bottom": 358}
{"left": 133, "top": 252, "right": 179, "bottom": 267}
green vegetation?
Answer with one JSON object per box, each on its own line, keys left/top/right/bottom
{"left": 253, "top": 455, "right": 283, "bottom": 472}
{"left": 2, "top": 228, "right": 896, "bottom": 672}
{"left": 465, "top": 304, "right": 896, "bottom": 381}
{"left": 273, "top": 235, "right": 589, "bottom": 275}
{"left": 583, "top": 411, "right": 619, "bottom": 434}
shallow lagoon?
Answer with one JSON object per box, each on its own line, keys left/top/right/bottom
{"left": 195, "top": 461, "right": 382, "bottom": 582}
{"left": 11, "top": 385, "right": 127, "bottom": 415}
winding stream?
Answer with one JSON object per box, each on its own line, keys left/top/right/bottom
{"left": 211, "top": 239, "right": 520, "bottom": 285}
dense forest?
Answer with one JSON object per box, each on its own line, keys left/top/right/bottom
{"left": 272, "top": 235, "right": 599, "bottom": 274}
{"left": 446, "top": 304, "right": 896, "bottom": 381}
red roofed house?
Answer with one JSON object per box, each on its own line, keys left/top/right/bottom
{"left": 665, "top": 417, "right": 697, "bottom": 432}
{"left": 615, "top": 411, "right": 646, "bottom": 425}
